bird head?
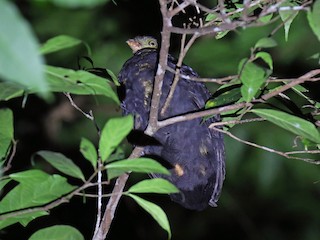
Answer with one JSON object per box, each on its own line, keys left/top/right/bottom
{"left": 126, "top": 36, "right": 158, "bottom": 53}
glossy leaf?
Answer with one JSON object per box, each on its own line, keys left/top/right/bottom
{"left": 255, "top": 52, "right": 273, "bottom": 70}
{"left": 240, "top": 62, "right": 266, "bottom": 102}
{"left": 106, "top": 158, "right": 170, "bottom": 180}
{"left": 107, "top": 147, "right": 125, "bottom": 162}
{"left": 252, "top": 109, "right": 320, "bottom": 144}
{"left": 99, "top": 115, "right": 133, "bottom": 162}
{"left": 0, "top": 170, "right": 76, "bottom": 214}
{"left": 0, "top": 82, "right": 24, "bottom": 101}
{"left": 279, "top": 3, "right": 298, "bottom": 41}
{"left": 206, "top": 87, "right": 241, "bottom": 108}
{"left": 237, "top": 58, "right": 248, "bottom": 75}
{"left": 307, "top": 0, "right": 320, "bottom": 41}
{"left": 106, "top": 69, "right": 120, "bottom": 86}
{"left": 128, "top": 179, "right": 179, "bottom": 194}
{"left": 0, "top": 1, "right": 47, "bottom": 94}
{"left": 0, "top": 211, "right": 48, "bottom": 230}
{"left": 45, "top": 65, "right": 120, "bottom": 104}
{"left": 254, "top": 37, "right": 277, "bottom": 49}
{"left": 39, "top": 35, "right": 82, "bottom": 55}
{"left": 259, "top": 14, "right": 273, "bottom": 23}
{"left": 80, "top": 138, "right": 97, "bottom": 169}
{"left": 205, "top": 13, "right": 218, "bottom": 22}
{"left": 29, "top": 225, "right": 84, "bottom": 240}
{"left": 216, "top": 31, "right": 230, "bottom": 39}
{"left": 127, "top": 194, "right": 171, "bottom": 239}
{"left": 0, "top": 108, "right": 13, "bottom": 160}
{"left": 37, "top": 151, "right": 85, "bottom": 181}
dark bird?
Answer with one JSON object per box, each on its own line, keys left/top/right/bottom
{"left": 118, "top": 36, "right": 225, "bottom": 210}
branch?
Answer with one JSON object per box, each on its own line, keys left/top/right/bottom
{"left": 158, "top": 102, "right": 250, "bottom": 128}
{"left": 1, "top": 140, "right": 18, "bottom": 174}
{"left": 158, "top": 69, "right": 320, "bottom": 128}
{"left": 161, "top": 33, "right": 199, "bottom": 116}
{"left": 212, "top": 127, "right": 320, "bottom": 165}
{"left": 261, "top": 69, "right": 320, "bottom": 101}
{"left": 145, "top": 0, "right": 172, "bottom": 135}
{"left": 64, "top": 93, "right": 94, "bottom": 121}
{"left": 165, "top": 66, "right": 237, "bottom": 83}
{"left": 93, "top": 158, "right": 103, "bottom": 236}
{"left": 92, "top": 147, "right": 144, "bottom": 240}
{"left": 0, "top": 170, "right": 100, "bottom": 221}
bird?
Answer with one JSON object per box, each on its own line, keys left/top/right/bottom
{"left": 118, "top": 36, "right": 225, "bottom": 210}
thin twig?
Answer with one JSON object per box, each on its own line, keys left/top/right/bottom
{"left": 75, "top": 191, "right": 124, "bottom": 198}
{"left": 1, "top": 140, "right": 18, "bottom": 173}
{"left": 93, "top": 159, "right": 103, "bottom": 236}
{"left": 169, "top": 1, "right": 191, "bottom": 17}
{"left": 165, "top": 66, "right": 237, "bottom": 83}
{"left": 92, "top": 146, "right": 144, "bottom": 240}
{"left": 212, "top": 127, "right": 320, "bottom": 165}
{"left": 209, "top": 117, "right": 265, "bottom": 128}
{"left": 161, "top": 33, "right": 201, "bottom": 116}
{"left": 261, "top": 69, "right": 320, "bottom": 101}
{"left": 64, "top": 93, "right": 94, "bottom": 121}
{"left": 160, "top": 32, "right": 188, "bottom": 116}
{"left": 0, "top": 170, "right": 100, "bottom": 220}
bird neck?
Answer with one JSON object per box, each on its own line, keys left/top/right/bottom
{"left": 134, "top": 48, "right": 157, "bottom": 56}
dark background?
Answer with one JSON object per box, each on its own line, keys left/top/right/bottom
{"left": 1, "top": 0, "right": 320, "bottom": 239}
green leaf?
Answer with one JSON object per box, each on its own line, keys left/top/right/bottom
{"left": 237, "top": 58, "right": 248, "bottom": 75}
{"left": 0, "top": 179, "right": 11, "bottom": 191}
{"left": 127, "top": 194, "right": 171, "bottom": 239}
{"left": 50, "top": 0, "right": 110, "bottom": 8}
{"left": 254, "top": 37, "right": 277, "bottom": 49}
{"left": 107, "top": 168, "right": 127, "bottom": 181}
{"left": 107, "top": 146, "right": 125, "bottom": 162}
{"left": 29, "top": 225, "right": 84, "bottom": 240}
{"left": 240, "top": 62, "right": 266, "bottom": 102}
{"left": 307, "top": 0, "right": 320, "bottom": 42}
{"left": 0, "top": 170, "right": 76, "bottom": 214}
{"left": 252, "top": 109, "right": 320, "bottom": 144}
{"left": 0, "top": 0, "right": 47, "bottom": 94}
{"left": 0, "top": 82, "right": 24, "bottom": 101}
{"left": 0, "top": 211, "right": 48, "bottom": 230}
{"left": 279, "top": 3, "right": 299, "bottom": 41}
{"left": 255, "top": 52, "right": 273, "bottom": 70}
{"left": 128, "top": 179, "right": 179, "bottom": 194}
{"left": 107, "top": 69, "right": 120, "bottom": 86}
{"left": 259, "top": 14, "right": 273, "bottom": 23}
{"left": 106, "top": 158, "right": 170, "bottom": 180}
{"left": 0, "top": 108, "right": 13, "bottom": 160}
{"left": 80, "top": 138, "right": 97, "bottom": 169}
{"left": 99, "top": 115, "right": 133, "bottom": 162}
{"left": 206, "top": 87, "right": 241, "bottom": 108}
{"left": 205, "top": 13, "right": 218, "bottom": 22}
{"left": 36, "top": 151, "right": 85, "bottom": 181}
{"left": 39, "top": 35, "right": 82, "bottom": 55}
{"left": 216, "top": 31, "right": 230, "bottom": 39}
{"left": 45, "top": 65, "right": 120, "bottom": 104}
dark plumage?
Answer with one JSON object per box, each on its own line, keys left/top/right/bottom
{"left": 118, "top": 36, "right": 225, "bottom": 210}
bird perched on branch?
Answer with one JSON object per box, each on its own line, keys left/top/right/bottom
{"left": 118, "top": 36, "right": 225, "bottom": 210}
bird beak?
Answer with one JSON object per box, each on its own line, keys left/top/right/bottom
{"left": 126, "top": 39, "right": 141, "bottom": 53}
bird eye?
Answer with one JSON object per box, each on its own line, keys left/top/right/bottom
{"left": 149, "top": 40, "right": 156, "bottom": 46}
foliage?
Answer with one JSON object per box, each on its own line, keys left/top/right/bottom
{"left": 1, "top": 0, "right": 320, "bottom": 239}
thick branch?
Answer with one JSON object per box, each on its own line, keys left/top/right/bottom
{"left": 145, "top": 0, "right": 172, "bottom": 135}
{"left": 92, "top": 147, "right": 144, "bottom": 240}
